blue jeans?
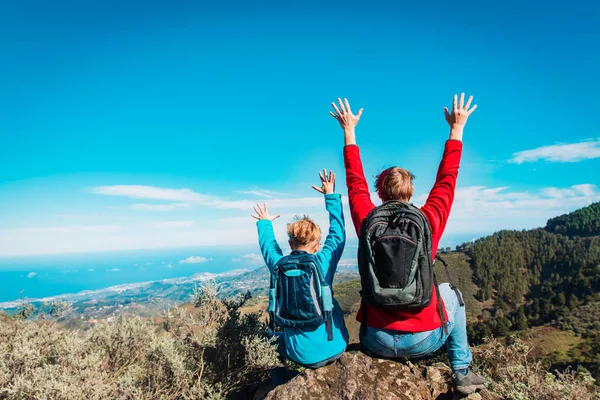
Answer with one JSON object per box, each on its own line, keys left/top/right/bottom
{"left": 360, "top": 283, "right": 472, "bottom": 371}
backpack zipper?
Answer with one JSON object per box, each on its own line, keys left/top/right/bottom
{"left": 375, "top": 235, "right": 417, "bottom": 246}
{"left": 367, "top": 219, "right": 422, "bottom": 243}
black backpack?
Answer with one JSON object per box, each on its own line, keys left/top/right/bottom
{"left": 358, "top": 201, "right": 463, "bottom": 336}
{"left": 267, "top": 251, "right": 334, "bottom": 341}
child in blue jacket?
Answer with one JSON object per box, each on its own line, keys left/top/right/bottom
{"left": 252, "top": 169, "right": 349, "bottom": 370}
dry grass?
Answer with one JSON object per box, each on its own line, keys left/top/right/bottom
{"left": 473, "top": 336, "right": 598, "bottom": 400}
{"left": 0, "top": 285, "right": 280, "bottom": 400}
{"left": 517, "top": 326, "right": 585, "bottom": 360}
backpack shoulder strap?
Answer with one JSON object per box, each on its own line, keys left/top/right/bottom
{"left": 289, "top": 251, "right": 328, "bottom": 284}
{"left": 432, "top": 272, "right": 449, "bottom": 336}
{"left": 435, "top": 254, "right": 465, "bottom": 306}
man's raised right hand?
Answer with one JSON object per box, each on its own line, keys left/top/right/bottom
{"left": 444, "top": 93, "right": 477, "bottom": 142}
{"left": 330, "top": 98, "right": 363, "bottom": 145}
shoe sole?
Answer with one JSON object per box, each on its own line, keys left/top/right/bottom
{"left": 456, "top": 384, "right": 485, "bottom": 395}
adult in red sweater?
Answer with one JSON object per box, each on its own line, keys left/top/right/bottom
{"left": 330, "top": 95, "right": 485, "bottom": 395}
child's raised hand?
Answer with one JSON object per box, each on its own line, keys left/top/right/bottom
{"left": 251, "top": 203, "right": 281, "bottom": 221}
{"left": 312, "top": 169, "right": 336, "bottom": 195}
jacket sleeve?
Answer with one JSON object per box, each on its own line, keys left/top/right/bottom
{"left": 316, "top": 194, "right": 346, "bottom": 283}
{"left": 256, "top": 220, "right": 284, "bottom": 271}
{"left": 343, "top": 145, "right": 376, "bottom": 237}
{"left": 420, "top": 140, "right": 463, "bottom": 251}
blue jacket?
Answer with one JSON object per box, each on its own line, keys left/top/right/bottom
{"left": 256, "top": 193, "right": 349, "bottom": 365}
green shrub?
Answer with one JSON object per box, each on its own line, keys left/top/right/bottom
{"left": 0, "top": 281, "right": 279, "bottom": 399}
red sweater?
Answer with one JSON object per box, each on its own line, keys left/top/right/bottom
{"left": 344, "top": 140, "right": 462, "bottom": 332}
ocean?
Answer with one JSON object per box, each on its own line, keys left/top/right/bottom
{"left": 0, "top": 245, "right": 262, "bottom": 305}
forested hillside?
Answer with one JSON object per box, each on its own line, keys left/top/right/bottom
{"left": 546, "top": 201, "right": 600, "bottom": 237}
{"left": 470, "top": 229, "right": 600, "bottom": 323}
{"left": 463, "top": 201, "right": 600, "bottom": 380}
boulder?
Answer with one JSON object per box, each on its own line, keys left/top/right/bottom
{"left": 263, "top": 351, "right": 501, "bottom": 400}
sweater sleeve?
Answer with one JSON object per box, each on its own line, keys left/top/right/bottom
{"left": 420, "top": 140, "right": 463, "bottom": 254}
{"left": 316, "top": 193, "right": 346, "bottom": 283}
{"left": 256, "top": 220, "right": 284, "bottom": 271}
{"left": 343, "top": 145, "right": 376, "bottom": 236}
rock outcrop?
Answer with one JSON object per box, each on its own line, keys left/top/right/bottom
{"left": 264, "top": 351, "right": 501, "bottom": 400}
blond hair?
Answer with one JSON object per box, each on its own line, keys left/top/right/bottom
{"left": 375, "top": 167, "right": 415, "bottom": 202}
{"left": 287, "top": 215, "right": 322, "bottom": 247}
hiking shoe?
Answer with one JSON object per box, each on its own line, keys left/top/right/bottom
{"left": 453, "top": 369, "right": 485, "bottom": 395}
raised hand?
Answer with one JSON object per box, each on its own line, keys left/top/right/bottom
{"left": 444, "top": 93, "right": 477, "bottom": 141}
{"left": 330, "top": 98, "right": 363, "bottom": 145}
{"left": 251, "top": 203, "right": 281, "bottom": 221}
{"left": 312, "top": 169, "right": 336, "bottom": 195}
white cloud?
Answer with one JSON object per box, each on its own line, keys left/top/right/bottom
{"left": 167, "top": 263, "right": 174, "bottom": 269}
{"left": 542, "top": 184, "right": 597, "bottom": 199}
{"left": 232, "top": 258, "right": 242, "bottom": 262}
{"left": 4, "top": 177, "right": 597, "bottom": 257}
{"left": 0, "top": 224, "right": 260, "bottom": 257}
{"left": 91, "top": 185, "right": 212, "bottom": 202}
{"left": 236, "top": 189, "right": 292, "bottom": 199}
{"left": 179, "top": 256, "right": 209, "bottom": 264}
{"left": 27, "top": 272, "right": 37, "bottom": 278}
{"left": 88, "top": 269, "right": 95, "bottom": 272}
{"left": 217, "top": 216, "right": 257, "bottom": 224}
{"left": 437, "top": 183, "right": 600, "bottom": 236}
{"left": 91, "top": 184, "right": 326, "bottom": 212}
{"left": 211, "top": 197, "right": 324, "bottom": 210}
{"left": 145, "top": 221, "right": 194, "bottom": 229}
{"left": 5, "top": 225, "right": 121, "bottom": 234}
{"left": 217, "top": 213, "right": 298, "bottom": 225}
{"left": 109, "top": 268, "right": 120, "bottom": 272}
{"left": 510, "top": 138, "right": 600, "bottom": 163}
{"left": 130, "top": 203, "right": 191, "bottom": 211}
{"left": 242, "top": 253, "right": 264, "bottom": 265}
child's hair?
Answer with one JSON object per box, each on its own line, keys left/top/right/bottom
{"left": 287, "top": 215, "right": 322, "bottom": 247}
{"left": 375, "top": 167, "right": 415, "bottom": 202}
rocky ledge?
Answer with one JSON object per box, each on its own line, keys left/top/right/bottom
{"left": 264, "top": 351, "right": 501, "bottom": 400}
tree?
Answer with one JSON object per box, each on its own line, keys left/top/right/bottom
{"left": 495, "top": 317, "right": 510, "bottom": 336}
{"left": 515, "top": 307, "right": 528, "bottom": 331}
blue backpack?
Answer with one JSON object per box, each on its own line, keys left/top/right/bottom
{"left": 267, "top": 251, "right": 334, "bottom": 341}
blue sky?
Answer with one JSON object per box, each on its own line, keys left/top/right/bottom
{"left": 0, "top": 0, "right": 599, "bottom": 256}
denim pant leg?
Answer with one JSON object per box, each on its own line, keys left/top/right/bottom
{"left": 360, "top": 325, "right": 445, "bottom": 359}
{"left": 439, "top": 283, "right": 472, "bottom": 371}
{"left": 360, "top": 284, "right": 472, "bottom": 370}
{"left": 359, "top": 325, "right": 398, "bottom": 358}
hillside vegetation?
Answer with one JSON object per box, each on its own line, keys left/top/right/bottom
{"left": 0, "top": 285, "right": 281, "bottom": 400}
{"left": 464, "top": 202, "right": 600, "bottom": 381}
{"left": 546, "top": 201, "right": 600, "bottom": 237}
{"left": 2, "top": 287, "right": 598, "bottom": 399}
